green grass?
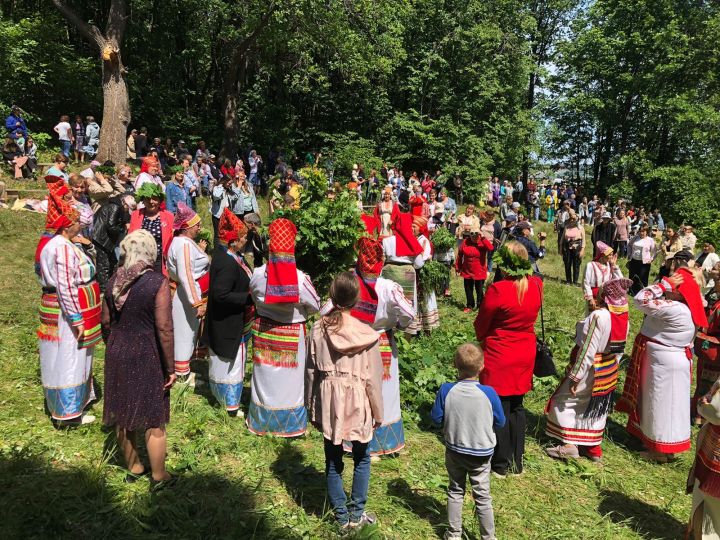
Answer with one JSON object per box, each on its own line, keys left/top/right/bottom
{"left": 0, "top": 198, "right": 694, "bottom": 539}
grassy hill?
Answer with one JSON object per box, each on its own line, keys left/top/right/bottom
{"left": 0, "top": 195, "right": 693, "bottom": 539}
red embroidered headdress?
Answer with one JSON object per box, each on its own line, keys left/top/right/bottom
{"left": 265, "top": 218, "right": 299, "bottom": 303}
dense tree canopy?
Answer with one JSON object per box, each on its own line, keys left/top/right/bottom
{"left": 1, "top": 0, "right": 719, "bottom": 229}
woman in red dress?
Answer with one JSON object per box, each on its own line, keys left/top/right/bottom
{"left": 474, "top": 241, "right": 542, "bottom": 476}
{"left": 456, "top": 227, "right": 494, "bottom": 313}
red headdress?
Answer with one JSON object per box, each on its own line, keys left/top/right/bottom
{"left": 674, "top": 268, "right": 709, "bottom": 327}
{"left": 35, "top": 188, "right": 79, "bottom": 273}
{"left": 173, "top": 202, "right": 200, "bottom": 231}
{"left": 360, "top": 213, "right": 379, "bottom": 238}
{"left": 217, "top": 208, "right": 247, "bottom": 245}
{"left": 393, "top": 213, "right": 422, "bottom": 257}
{"left": 265, "top": 218, "right": 299, "bottom": 303}
{"left": 351, "top": 237, "right": 384, "bottom": 324}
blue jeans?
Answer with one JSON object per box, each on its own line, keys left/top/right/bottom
{"left": 533, "top": 206, "right": 540, "bottom": 221}
{"left": 60, "top": 140, "right": 72, "bottom": 157}
{"left": 324, "top": 438, "right": 370, "bottom": 524}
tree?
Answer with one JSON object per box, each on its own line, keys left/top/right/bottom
{"left": 51, "top": 0, "right": 129, "bottom": 164}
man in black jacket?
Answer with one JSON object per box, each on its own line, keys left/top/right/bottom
{"left": 92, "top": 195, "right": 134, "bottom": 291}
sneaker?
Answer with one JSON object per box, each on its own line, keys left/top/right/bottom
{"left": 349, "top": 512, "right": 377, "bottom": 528}
{"left": 462, "top": 307, "right": 472, "bottom": 314}
{"left": 80, "top": 414, "right": 96, "bottom": 425}
{"left": 370, "top": 455, "right": 381, "bottom": 463}
{"left": 491, "top": 471, "right": 507, "bottom": 479}
{"left": 443, "top": 532, "right": 462, "bottom": 540}
{"left": 229, "top": 409, "right": 245, "bottom": 419}
{"left": 180, "top": 373, "right": 196, "bottom": 387}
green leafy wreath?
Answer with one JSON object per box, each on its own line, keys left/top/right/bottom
{"left": 492, "top": 245, "right": 533, "bottom": 278}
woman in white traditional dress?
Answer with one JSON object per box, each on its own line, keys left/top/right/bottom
{"left": 381, "top": 212, "right": 424, "bottom": 321}
{"left": 321, "top": 236, "right": 416, "bottom": 457}
{"left": 166, "top": 202, "right": 210, "bottom": 381}
{"left": 408, "top": 215, "right": 438, "bottom": 333}
{"left": 373, "top": 187, "right": 399, "bottom": 238}
{"left": 616, "top": 267, "right": 708, "bottom": 462}
{"left": 205, "top": 209, "right": 254, "bottom": 415}
{"left": 545, "top": 278, "right": 633, "bottom": 462}
{"left": 248, "top": 218, "right": 320, "bottom": 437}
{"left": 582, "top": 240, "right": 623, "bottom": 309}
{"left": 37, "top": 201, "right": 102, "bottom": 426}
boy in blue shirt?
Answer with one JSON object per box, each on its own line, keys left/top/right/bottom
{"left": 431, "top": 343, "right": 506, "bottom": 540}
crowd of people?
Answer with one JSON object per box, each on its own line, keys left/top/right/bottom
{"left": 3, "top": 119, "right": 714, "bottom": 538}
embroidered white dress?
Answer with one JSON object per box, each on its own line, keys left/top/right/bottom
{"left": 38, "top": 236, "right": 97, "bottom": 420}
{"left": 627, "top": 282, "right": 695, "bottom": 453}
{"left": 248, "top": 267, "right": 320, "bottom": 436}
{"left": 545, "top": 309, "right": 617, "bottom": 446}
{"left": 166, "top": 236, "right": 210, "bottom": 376}
{"left": 322, "top": 278, "right": 416, "bottom": 454}
{"left": 408, "top": 234, "right": 438, "bottom": 333}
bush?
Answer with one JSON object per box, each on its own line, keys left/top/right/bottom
{"left": 281, "top": 167, "right": 363, "bottom": 293}
{"left": 318, "top": 132, "right": 383, "bottom": 179}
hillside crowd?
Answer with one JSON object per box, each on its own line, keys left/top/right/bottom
{"left": 6, "top": 115, "right": 720, "bottom": 539}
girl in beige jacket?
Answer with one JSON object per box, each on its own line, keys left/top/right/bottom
{"left": 305, "top": 272, "right": 384, "bottom": 529}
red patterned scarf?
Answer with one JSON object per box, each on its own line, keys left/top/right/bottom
{"left": 351, "top": 237, "right": 384, "bottom": 324}
{"left": 690, "top": 424, "right": 720, "bottom": 498}
{"left": 266, "top": 218, "right": 299, "bottom": 303}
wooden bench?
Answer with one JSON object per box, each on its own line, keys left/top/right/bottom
{"left": 5, "top": 188, "right": 47, "bottom": 202}
{"left": 37, "top": 163, "right": 53, "bottom": 176}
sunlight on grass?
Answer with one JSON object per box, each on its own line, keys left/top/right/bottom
{"left": 0, "top": 202, "right": 693, "bottom": 539}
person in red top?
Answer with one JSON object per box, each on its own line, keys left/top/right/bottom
{"left": 456, "top": 227, "right": 494, "bottom": 313}
{"left": 474, "top": 241, "right": 543, "bottom": 477}
{"left": 409, "top": 185, "right": 429, "bottom": 217}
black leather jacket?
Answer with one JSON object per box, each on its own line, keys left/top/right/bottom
{"left": 92, "top": 196, "right": 128, "bottom": 251}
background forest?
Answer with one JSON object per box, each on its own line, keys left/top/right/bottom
{"left": 1, "top": 0, "right": 719, "bottom": 229}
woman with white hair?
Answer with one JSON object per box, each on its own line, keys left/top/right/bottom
{"left": 102, "top": 229, "right": 177, "bottom": 488}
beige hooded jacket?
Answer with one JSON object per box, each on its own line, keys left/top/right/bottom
{"left": 305, "top": 312, "right": 384, "bottom": 444}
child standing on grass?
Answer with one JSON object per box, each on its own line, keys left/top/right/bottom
{"left": 305, "top": 272, "right": 384, "bottom": 530}
{"left": 431, "top": 343, "right": 506, "bottom": 540}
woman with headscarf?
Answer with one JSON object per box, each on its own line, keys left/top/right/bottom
{"left": 320, "top": 237, "right": 416, "bottom": 457}
{"left": 582, "top": 241, "right": 623, "bottom": 311}
{"left": 616, "top": 268, "right": 709, "bottom": 462}
{"left": 545, "top": 278, "right": 633, "bottom": 462}
{"left": 381, "top": 213, "right": 424, "bottom": 319}
{"left": 128, "top": 183, "right": 174, "bottom": 275}
{"left": 101, "top": 230, "right": 176, "bottom": 488}
{"left": 166, "top": 202, "right": 210, "bottom": 381}
{"left": 37, "top": 193, "right": 101, "bottom": 426}
{"left": 474, "top": 241, "right": 542, "bottom": 476}
{"left": 247, "top": 218, "right": 320, "bottom": 436}
{"left": 408, "top": 215, "right": 438, "bottom": 334}
{"left": 205, "top": 209, "right": 254, "bottom": 416}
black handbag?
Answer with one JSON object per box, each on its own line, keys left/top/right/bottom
{"left": 534, "top": 287, "right": 557, "bottom": 378}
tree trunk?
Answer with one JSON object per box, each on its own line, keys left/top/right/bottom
{"left": 222, "top": 91, "right": 239, "bottom": 161}
{"left": 97, "top": 47, "right": 130, "bottom": 165}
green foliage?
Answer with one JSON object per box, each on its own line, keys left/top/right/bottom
{"left": 492, "top": 244, "right": 533, "bottom": 277}
{"left": 606, "top": 179, "right": 637, "bottom": 205}
{"left": 418, "top": 260, "right": 448, "bottom": 295}
{"left": 95, "top": 166, "right": 115, "bottom": 176}
{"left": 318, "top": 133, "right": 383, "bottom": 178}
{"left": 430, "top": 225, "right": 456, "bottom": 253}
{"left": 285, "top": 167, "right": 363, "bottom": 292}
{"left": 197, "top": 228, "right": 213, "bottom": 252}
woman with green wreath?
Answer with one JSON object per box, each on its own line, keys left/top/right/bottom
{"left": 128, "top": 183, "right": 174, "bottom": 275}
{"left": 474, "top": 241, "right": 543, "bottom": 477}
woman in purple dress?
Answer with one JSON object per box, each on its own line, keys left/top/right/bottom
{"left": 101, "top": 229, "right": 177, "bottom": 489}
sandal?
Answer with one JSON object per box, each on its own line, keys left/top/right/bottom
{"left": 150, "top": 473, "right": 178, "bottom": 492}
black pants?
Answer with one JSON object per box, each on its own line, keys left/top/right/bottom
{"left": 464, "top": 278, "right": 484, "bottom": 308}
{"left": 492, "top": 395, "right": 526, "bottom": 475}
{"left": 628, "top": 259, "right": 651, "bottom": 295}
{"left": 614, "top": 240, "right": 628, "bottom": 258}
{"left": 562, "top": 251, "right": 581, "bottom": 284}
{"left": 212, "top": 215, "right": 220, "bottom": 248}
{"left": 94, "top": 244, "right": 118, "bottom": 293}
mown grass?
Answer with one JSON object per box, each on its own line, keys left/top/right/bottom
{"left": 0, "top": 192, "right": 694, "bottom": 539}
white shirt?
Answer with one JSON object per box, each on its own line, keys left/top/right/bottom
{"left": 250, "top": 266, "right": 320, "bottom": 323}
{"left": 635, "top": 282, "right": 696, "bottom": 348}
{"left": 166, "top": 236, "right": 210, "bottom": 307}
{"left": 382, "top": 236, "right": 425, "bottom": 269}
{"left": 54, "top": 121, "right": 72, "bottom": 141}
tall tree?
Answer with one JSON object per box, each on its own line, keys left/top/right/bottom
{"left": 51, "top": 0, "right": 129, "bottom": 164}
